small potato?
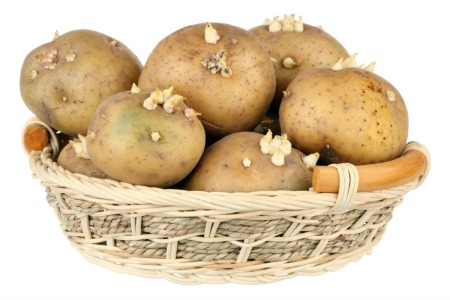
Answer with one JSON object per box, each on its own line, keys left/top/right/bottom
{"left": 57, "top": 139, "right": 108, "bottom": 179}
{"left": 86, "top": 87, "right": 206, "bottom": 188}
{"left": 20, "top": 29, "right": 142, "bottom": 136}
{"left": 138, "top": 23, "right": 276, "bottom": 137}
{"left": 279, "top": 67, "right": 409, "bottom": 165}
{"left": 249, "top": 20, "right": 349, "bottom": 111}
{"left": 184, "top": 131, "right": 312, "bottom": 192}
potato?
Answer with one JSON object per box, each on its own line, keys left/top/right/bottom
{"left": 20, "top": 29, "right": 143, "bottom": 136}
{"left": 184, "top": 131, "right": 312, "bottom": 192}
{"left": 138, "top": 23, "right": 276, "bottom": 137}
{"left": 279, "top": 67, "right": 409, "bottom": 165}
{"left": 249, "top": 16, "right": 349, "bottom": 111}
{"left": 57, "top": 137, "right": 108, "bottom": 179}
{"left": 86, "top": 86, "right": 206, "bottom": 187}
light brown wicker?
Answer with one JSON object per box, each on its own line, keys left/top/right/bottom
{"left": 24, "top": 118, "right": 430, "bottom": 285}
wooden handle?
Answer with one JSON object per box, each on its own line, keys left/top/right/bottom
{"left": 22, "top": 117, "right": 70, "bottom": 159}
{"left": 23, "top": 123, "right": 50, "bottom": 153}
{"left": 312, "top": 149, "right": 427, "bottom": 193}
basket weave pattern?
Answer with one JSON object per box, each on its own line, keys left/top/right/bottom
{"left": 28, "top": 141, "right": 427, "bottom": 284}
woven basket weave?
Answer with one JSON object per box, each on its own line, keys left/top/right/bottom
{"left": 25, "top": 119, "right": 430, "bottom": 284}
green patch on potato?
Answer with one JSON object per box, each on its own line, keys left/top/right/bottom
{"left": 86, "top": 86, "right": 206, "bottom": 188}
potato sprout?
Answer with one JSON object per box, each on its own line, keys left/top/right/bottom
{"left": 260, "top": 130, "right": 292, "bottom": 166}
{"left": 65, "top": 53, "right": 76, "bottom": 62}
{"left": 143, "top": 87, "right": 199, "bottom": 119}
{"left": 205, "top": 23, "right": 220, "bottom": 44}
{"left": 332, "top": 54, "right": 375, "bottom": 71}
{"left": 242, "top": 157, "right": 252, "bottom": 168}
{"left": 184, "top": 108, "right": 202, "bottom": 122}
{"left": 163, "top": 94, "right": 184, "bottom": 113}
{"left": 151, "top": 131, "right": 161, "bottom": 143}
{"left": 28, "top": 70, "right": 38, "bottom": 79}
{"left": 266, "top": 14, "right": 304, "bottom": 32}
{"left": 302, "top": 152, "right": 320, "bottom": 169}
{"left": 36, "top": 48, "right": 58, "bottom": 69}
{"left": 386, "top": 89, "right": 396, "bottom": 102}
{"left": 69, "top": 134, "right": 90, "bottom": 159}
{"left": 282, "top": 57, "right": 296, "bottom": 68}
{"left": 143, "top": 86, "right": 183, "bottom": 112}
{"left": 259, "top": 129, "right": 273, "bottom": 154}
{"left": 201, "top": 49, "right": 232, "bottom": 77}
{"left": 131, "top": 83, "right": 141, "bottom": 94}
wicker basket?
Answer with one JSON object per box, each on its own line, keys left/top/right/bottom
{"left": 23, "top": 118, "right": 430, "bottom": 284}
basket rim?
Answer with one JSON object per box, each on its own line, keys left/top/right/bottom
{"left": 29, "top": 144, "right": 424, "bottom": 214}
{"left": 24, "top": 117, "right": 430, "bottom": 213}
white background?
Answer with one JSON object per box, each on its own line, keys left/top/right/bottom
{"left": 1, "top": 0, "right": 447, "bottom": 299}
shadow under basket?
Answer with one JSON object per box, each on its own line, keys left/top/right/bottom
{"left": 23, "top": 118, "right": 430, "bottom": 284}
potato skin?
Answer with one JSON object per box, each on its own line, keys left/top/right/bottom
{"left": 86, "top": 89, "right": 206, "bottom": 188}
{"left": 57, "top": 142, "right": 108, "bottom": 179}
{"left": 138, "top": 23, "right": 276, "bottom": 137}
{"left": 20, "top": 29, "right": 142, "bottom": 136}
{"left": 184, "top": 131, "right": 312, "bottom": 192}
{"left": 249, "top": 24, "right": 349, "bottom": 110}
{"left": 279, "top": 68, "right": 409, "bottom": 165}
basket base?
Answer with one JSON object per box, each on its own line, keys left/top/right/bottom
{"left": 69, "top": 234, "right": 382, "bottom": 284}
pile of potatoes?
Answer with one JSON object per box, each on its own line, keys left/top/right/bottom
{"left": 20, "top": 15, "right": 409, "bottom": 192}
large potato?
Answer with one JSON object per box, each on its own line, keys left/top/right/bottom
{"left": 20, "top": 29, "right": 143, "bottom": 136}
{"left": 184, "top": 131, "right": 312, "bottom": 192}
{"left": 249, "top": 18, "right": 349, "bottom": 111}
{"left": 279, "top": 67, "right": 409, "bottom": 165}
{"left": 138, "top": 23, "right": 276, "bottom": 137}
{"left": 86, "top": 86, "right": 206, "bottom": 187}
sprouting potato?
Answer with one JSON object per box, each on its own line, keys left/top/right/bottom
{"left": 279, "top": 64, "right": 408, "bottom": 165}
{"left": 86, "top": 86, "right": 206, "bottom": 187}
{"left": 20, "top": 29, "right": 143, "bottom": 136}
{"left": 57, "top": 136, "right": 108, "bottom": 179}
{"left": 184, "top": 131, "right": 312, "bottom": 192}
{"left": 249, "top": 15, "right": 349, "bottom": 112}
{"left": 138, "top": 22, "right": 276, "bottom": 137}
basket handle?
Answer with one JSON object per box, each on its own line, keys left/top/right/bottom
{"left": 312, "top": 142, "right": 430, "bottom": 193}
{"left": 22, "top": 117, "right": 62, "bottom": 159}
